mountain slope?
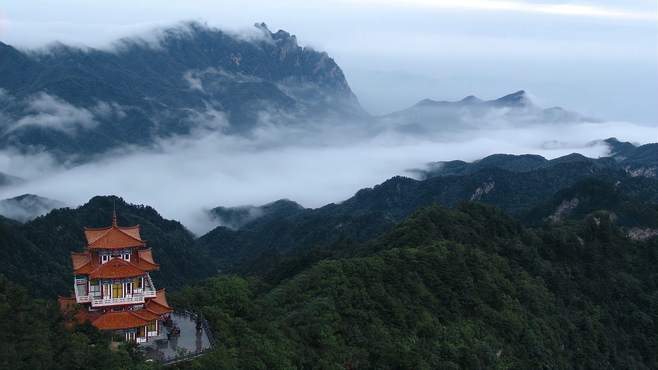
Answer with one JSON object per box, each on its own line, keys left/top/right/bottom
{"left": 379, "top": 90, "right": 594, "bottom": 133}
{"left": 200, "top": 149, "right": 658, "bottom": 273}
{"left": 0, "top": 194, "right": 65, "bottom": 222}
{"left": 0, "top": 21, "right": 365, "bottom": 157}
{"left": 524, "top": 177, "right": 658, "bottom": 230}
{"left": 172, "top": 203, "right": 658, "bottom": 369}
{"left": 0, "top": 195, "right": 215, "bottom": 296}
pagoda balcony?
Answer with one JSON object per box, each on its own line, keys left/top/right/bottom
{"left": 73, "top": 288, "right": 158, "bottom": 306}
{"left": 74, "top": 274, "right": 157, "bottom": 306}
{"left": 90, "top": 290, "right": 156, "bottom": 307}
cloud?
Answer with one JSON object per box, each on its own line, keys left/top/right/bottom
{"left": 353, "top": 0, "right": 655, "bottom": 21}
{"left": 91, "top": 101, "right": 127, "bottom": 120}
{"left": 8, "top": 93, "right": 98, "bottom": 135}
{"left": 1, "top": 5, "right": 655, "bottom": 122}
{"left": 0, "top": 101, "right": 654, "bottom": 235}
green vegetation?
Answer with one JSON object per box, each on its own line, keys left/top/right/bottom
{"left": 0, "top": 196, "right": 215, "bottom": 296}
{"left": 0, "top": 276, "right": 157, "bottom": 370}
{"left": 0, "top": 162, "right": 657, "bottom": 369}
{"left": 171, "top": 204, "right": 658, "bottom": 369}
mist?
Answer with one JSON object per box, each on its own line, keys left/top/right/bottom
{"left": 0, "top": 112, "right": 654, "bottom": 235}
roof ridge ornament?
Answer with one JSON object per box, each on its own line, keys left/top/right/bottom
{"left": 112, "top": 199, "right": 118, "bottom": 227}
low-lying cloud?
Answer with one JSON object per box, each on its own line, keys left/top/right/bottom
{"left": 0, "top": 105, "right": 654, "bottom": 235}
{"left": 10, "top": 93, "right": 98, "bottom": 135}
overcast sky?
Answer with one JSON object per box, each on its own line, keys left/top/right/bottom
{"left": 1, "top": 0, "right": 656, "bottom": 123}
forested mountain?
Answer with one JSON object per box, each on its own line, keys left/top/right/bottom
{"left": 1, "top": 147, "right": 657, "bottom": 368}
{"left": 524, "top": 177, "right": 658, "bottom": 230}
{"left": 171, "top": 203, "right": 658, "bottom": 369}
{"left": 200, "top": 146, "right": 658, "bottom": 273}
{"left": 0, "top": 196, "right": 215, "bottom": 296}
{"left": 0, "top": 21, "right": 364, "bottom": 157}
{"left": 2, "top": 144, "right": 656, "bottom": 297}
{"left": 208, "top": 199, "right": 305, "bottom": 230}
{"left": 418, "top": 138, "right": 657, "bottom": 179}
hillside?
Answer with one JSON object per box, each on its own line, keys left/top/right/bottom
{"left": 0, "top": 158, "right": 656, "bottom": 368}
{"left": 172, "top": 203, "right": 658, "bottom": 369}
{"left": 418, "top": 138, "right": 657, "bottom": 180}
{"left": 0, "top": 21, "right": 365, "bottom": 157}
{"left": 0, "top": 196, "right": 215, "bottom": 296}
{"left": 200, "top": 148, "right": 658, "bottom": 273}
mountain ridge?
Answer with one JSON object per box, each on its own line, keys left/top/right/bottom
{"left": 0, "top": 21, "right": 365, "bottom": 158}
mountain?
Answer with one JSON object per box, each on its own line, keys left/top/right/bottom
{"left": 0, "top": 193, "right": 66, "bottom": 222}
{"left": 604, "top": 138, "right": 658, "bottom": 178}
{"left": 208, "top": 199, "right": 305, "bottom": 229}
{"left": 379, "top": 90, "right": 594, "bottom": 133}
{"left": 0, "top": 21, "right": 365, "bottom": 158}
{"left": 416, "top": 138, "right": 658, "bottom": 179}
{"left": 172, "top": 203, "right": 658, "bottom": 369}
{"left": 2, "top": 169, "right": 657, "bottom": 368}
{"left": 524, "top": 177, "right": 658, "bottom": 234}
{"left": 200, "top": 148, "right": 658, "bottom": 273}
{"left": 0, "top": 195, "right": 215, "bottom": 296}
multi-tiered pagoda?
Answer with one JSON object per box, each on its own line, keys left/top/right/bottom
{"left": 59, "top": 211, "right": 172, "bottom": 343}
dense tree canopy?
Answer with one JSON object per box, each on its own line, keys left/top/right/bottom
{"left": 171, "top": 204, "right": 658, "bottom": 369}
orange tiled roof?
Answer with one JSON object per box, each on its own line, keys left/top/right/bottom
{"left": 72, "top": 252, "right": 158, "bottom": 277}
{"left": 91, "top": 311, "right": 150, "bottom": 330}
{"left": 89, "top": 258, "right": 146, "bottom": 279}
{"left": 90, "top": 306, "right": 172, "bottom": 331}
{"left": 145, "top": 289, "right": 173, "bottom": 315}
{"left": 72, "top": 252, "right": 97, "bottom": 275}
{"left": 84, "top": 225, "right": 145, "bottom": 249}
{"left": 60, "top": 296, "right": 172, "bottom": 331}
{"left": 71, "top": 252, "right": 91, "bottom": 271}
{"left": 137, "top": 248, "right": 155, "bottom": 265}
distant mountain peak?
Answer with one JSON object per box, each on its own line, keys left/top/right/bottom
{"left": 460, "top": 95, "right": 482, "bottom": 104}
{"left": 492, "top": 90, "right": 532, "bottom": 107}
{"left": 0, "top": 193, "right": 66, "bottom": 223}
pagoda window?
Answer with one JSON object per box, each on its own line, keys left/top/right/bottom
{"left": 112, "top": 283, "right": 123, "bottom": 299}
{"left": 147, "top": 320, "right": 157, "bottom": 335}
{"left": 101, "top": 254, "right": 110, "bottom": 264}
{"left": 89, "top": 280, "right": 100, "bottom": 296}
{"left": 123, "top": 253, "right": 130, "bottom": 261}
{"left": 133, "top": 276, "right": 143, "bottom": 290}
{"left": 126, "top": 330, "right": 136, "bottom": 342}
{"left": 103, "top": 283, "right": 111, "bottom": 298}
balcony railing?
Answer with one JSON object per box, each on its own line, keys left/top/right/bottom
{"left": 74, "top": 281, "right": 91, "bottom": 303}
{"left": 91, "top": 289, "right": 157, "bottom": 307}
{"left": 73, "top": 273, "right": 157, "bottom": 306}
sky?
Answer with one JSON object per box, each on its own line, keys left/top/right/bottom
{"left": 1, "top": 0, "right": 656, "bottom": 123}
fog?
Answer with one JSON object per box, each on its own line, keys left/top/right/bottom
{"left": 0, "top": 113, "right": 654, "bottom": 234}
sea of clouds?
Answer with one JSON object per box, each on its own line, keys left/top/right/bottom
{"left": 0, "top": 105, "right": 654, "bottom": 235}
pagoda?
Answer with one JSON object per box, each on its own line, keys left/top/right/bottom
{"left": 59, "top": 211, "right": 172, "bottom": 343}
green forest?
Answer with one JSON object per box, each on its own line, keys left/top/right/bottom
{"left": 170, "top": 204, "right": 658, "bottom": 369}
{"left": 1, "top": 160, "right": 658, "bottom": 369}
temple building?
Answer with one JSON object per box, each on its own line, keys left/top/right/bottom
{"left": 59, "top": 212, "right": 172, "bottom": 343}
